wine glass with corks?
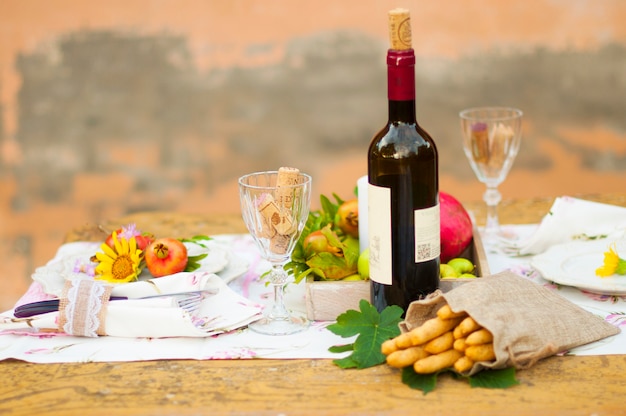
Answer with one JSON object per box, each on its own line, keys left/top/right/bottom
{"left": 238, "top": 168, "right": 312, "bottom": 335}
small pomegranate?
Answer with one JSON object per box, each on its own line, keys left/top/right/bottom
{"left": 336, "top": 199, "right": 359, "bottom": 238}
{"left": 303, "top": 230, "right": 342, "bottom": 256}
{"left": 144, "top": 238, "right": 188, "bottom": 277}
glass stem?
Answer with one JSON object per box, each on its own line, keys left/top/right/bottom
{"left": 268, "top": 264, "right": 289, "bottom": 320}
{"left": 483, "top": 185, "right": 502, "bottom": 237}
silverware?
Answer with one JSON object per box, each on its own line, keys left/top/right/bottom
{"left": 13, "top": 289, "right": 217, "bottom": 318}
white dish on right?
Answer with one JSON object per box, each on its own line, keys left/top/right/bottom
{"left": 531, "top": 239, "right": 626, "bottom": 295}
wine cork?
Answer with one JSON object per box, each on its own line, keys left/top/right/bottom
{"left": 258, "top": 214, "right": 276, "bottom": 239}
{"left": 257, "top": 193, "right": 294, "bottom": 235}
{"left": 388, "top": 8, "right": 412, "bottom": 50}
{"left": 275, "top": 167, "right": 302, "bottom": 210}
{"left": 489, "top": 122, "right": 514, "bottom": 167}
{"left": 470, "top": 122, "right": 490, "bottom": 164}
{"left": 270, "top": 233, "right": 291, "bottom": 255}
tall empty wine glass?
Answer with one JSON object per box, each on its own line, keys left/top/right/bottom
{"left": 459, "top": 107, "right": 523, "bottom": 244}
{"left": 238, "top": 170, "right": 312, "bottom": 335}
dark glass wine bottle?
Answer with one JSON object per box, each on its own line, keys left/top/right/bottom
{"left": 367, "top": 9, "right": 440, "bottom": 313}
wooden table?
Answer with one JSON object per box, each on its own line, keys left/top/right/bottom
{"left": 2, "top": 193, "right": 626, "bottom": 416}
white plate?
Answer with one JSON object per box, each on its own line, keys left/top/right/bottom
{"left": 32, "top": 240, "right": 247, "bottom": 297}
{"left": 531, "top": 239, "right": 626, "bottom": 295}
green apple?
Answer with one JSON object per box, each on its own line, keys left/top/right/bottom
{"left": 341, "top": 274, "right": 363, "bottom": 281}
{"left": 459, "top": 273, "right": 477, "bottom": 278}
{"left": 440, "top": 264, "right": 459, "bottom": 278}
{"left": 447, "top": 258, "right": 475, "bottom": 276}
{"left": 357, "top": 248, "right": 370, "bottom": 279}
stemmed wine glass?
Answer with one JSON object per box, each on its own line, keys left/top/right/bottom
{"left": 459, "top": 107, "right": 523, "bottom": 245}
{"left": 238, "top": 170, "right": 312, "bottom": 335}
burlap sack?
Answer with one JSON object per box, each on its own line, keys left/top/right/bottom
{"left": 401, "top": 271, "right": 620, "bottom": 375}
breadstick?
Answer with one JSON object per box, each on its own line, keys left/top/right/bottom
{"left": 408, "top": 316, "right": 464, "bottom": 346}
{"left": 465, "top": 343, "right": 496, "bottom": 362}
{"left": 453, "top": 316, "right": 482, "bottom": 339}
{"left": 413, "top": 349, "right": 463, "bottom": 374}
{"left": 453, "top": 337, "right": 468, "bottom": 352}
{"left": 453, "top": 356, "right": 474, "bottom": 373}
{"left": 386, "top": 345, "right": 429, "bottom": 368}
{"left": 436, "top": 304, "right": 467, "bottom": 320}
{"left": 385, "top": 331, "right": 413, "bottom": 351}
{"left": 465, "top": 328, "right": 493, "bottom": 346}
{"left": 381, "top": 338, "right": 399, "bottom": 355}
{"left": 423, "top": 331, "right": 454, "bottom": 354}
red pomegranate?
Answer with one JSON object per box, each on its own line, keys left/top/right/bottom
{"left": 440, "top": 192, "right": 473, "bottom": 263}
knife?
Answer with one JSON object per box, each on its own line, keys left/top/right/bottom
{"left": 13, "top": 289, "right": 218, "bottom": 319}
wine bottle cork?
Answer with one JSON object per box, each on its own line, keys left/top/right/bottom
{"left": 388, "top": 8, "right": 412, "bottom": 50}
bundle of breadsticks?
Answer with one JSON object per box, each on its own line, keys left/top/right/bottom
{"left": 382, "top": 304, "right": 494, "bottom": 374}
{"left": 382, "top": 271, "right": 620, "bottom": 376}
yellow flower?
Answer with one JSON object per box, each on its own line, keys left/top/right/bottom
{"left": 595, "top": 244, "right": 626, "bottom": 277}
{"left": 95, "top": 231, "right": 143, "bottom": 283}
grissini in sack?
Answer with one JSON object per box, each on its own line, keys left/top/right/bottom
{"left": 398, "top": 271, "right": 620, "bottom": 375}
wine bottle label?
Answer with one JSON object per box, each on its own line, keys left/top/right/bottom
{"left": 368, "top": 183, "right": 440, "bottom": 285}
{"left": 368, "top": 184, "right": 393, "bottom": 285}
{"left": 414, "top": 204, "right": 440, "bottom": 262}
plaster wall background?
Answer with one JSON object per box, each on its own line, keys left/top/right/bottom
{"left": 0, "top": 0, "right": 624, "bottom": 310}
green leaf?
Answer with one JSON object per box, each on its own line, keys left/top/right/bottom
{"left": 184, "top": 253, "right": 208, "bottom": 272}
{"left": 327, "top": 300, "right": 403, "bottom": 369}
{"left": 333, "top": 356, "right": 360, "bottom": 369}
{"left": 305, "top": 252, "right": 357, "bottom": 280}
{"left": 468, "top": 367, "right": 519, "bottom": 389}
{"left": 401, "top": 367, "right": 438, "bottom": 394}
{"left": 328, "top": 343, "right": 354, "bottom": 353}
{"left": 180, "top": 235, "right": 212, "bottom": 248}
{"left": 400, "top": 364, "right": 518, "bottom": 394}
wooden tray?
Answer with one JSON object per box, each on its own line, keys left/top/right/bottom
{"left": 305, "top": 228, "right": 489, "bottom": 321}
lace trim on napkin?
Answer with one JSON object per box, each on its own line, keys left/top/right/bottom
{"left": 58, "top": 280, "right": 112, "bottom": 337}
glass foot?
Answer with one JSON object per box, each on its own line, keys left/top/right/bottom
{"left": 248, "top": 314, "right": 309, "bottom": 336}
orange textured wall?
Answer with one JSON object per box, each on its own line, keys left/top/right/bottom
{"left": 0, "top": 0, "right": 625, "bottom": 310}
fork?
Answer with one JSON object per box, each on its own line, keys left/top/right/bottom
{"left": 13, "top": 290, "right": 213, "bottom": 318}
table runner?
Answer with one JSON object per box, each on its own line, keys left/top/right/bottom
{"left": 0, "top": 227, "right": 624, "bottom": 363}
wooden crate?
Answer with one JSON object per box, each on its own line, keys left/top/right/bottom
{"left": 304, "top": 228, "right": 489, "bottom": 321}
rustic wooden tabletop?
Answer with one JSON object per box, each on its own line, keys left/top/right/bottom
{"left": 3, "top": 193, "right": 626, "bottom": 415}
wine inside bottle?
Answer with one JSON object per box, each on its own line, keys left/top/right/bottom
{"left": 367, "top": 9, "right": 440, "bottom": 313}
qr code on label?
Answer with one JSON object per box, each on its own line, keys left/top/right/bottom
{"left": 416, "top": 243, "right": 431, "bottom": 260}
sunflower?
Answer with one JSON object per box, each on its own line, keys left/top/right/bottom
{"left": 595, "top": 244, "right": 626, "bottom": 278}
{"left": 95, "top": 231, "right": 143, "bottom": 283}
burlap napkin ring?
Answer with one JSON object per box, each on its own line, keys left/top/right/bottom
{"left": 58, "top": 279, "right": 113, "bottom": 337}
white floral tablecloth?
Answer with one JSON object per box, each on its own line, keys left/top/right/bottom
{"left": 0, "top": 227, "right": 624, "bottom": 363}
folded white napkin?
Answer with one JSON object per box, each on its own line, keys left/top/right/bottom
{"left": 2, "top": 272, "right": 263, "bottom": 338}
{"left": 511, "top": 196, "right": 626, "bottom": 255}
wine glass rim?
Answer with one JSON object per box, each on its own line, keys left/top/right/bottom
{"left": 238, "top": 170, "right": 312, "bottom": 188}
{"left": 459, "top": 107, "right": 523, "bottom": 121}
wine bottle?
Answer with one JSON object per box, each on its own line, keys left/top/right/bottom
{"left": 367, "top": 8, "right": 440, "bottom": 313}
